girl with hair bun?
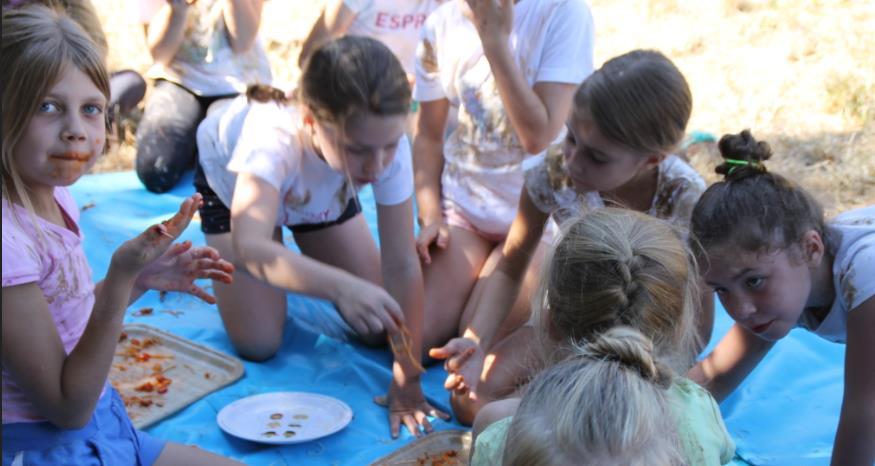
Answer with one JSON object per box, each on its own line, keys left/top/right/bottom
{"left": 689, "top": 129, "right": 875, "bottom": 466}
{"left": 502, "top": 327, "right": 685, "bottom": 466}
{"left": 470, "top": 209, "right": 735, "bottom": 466}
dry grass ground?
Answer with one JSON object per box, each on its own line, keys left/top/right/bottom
{"left": 94, "top": 0, "right": 874, "bottom": 215}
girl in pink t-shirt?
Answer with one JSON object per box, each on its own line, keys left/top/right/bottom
{"left": 1, "top": 6, "right": 238, "bottom": 465}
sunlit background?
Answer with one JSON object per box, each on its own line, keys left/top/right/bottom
{"left": 93, "top": 0, "right": 874, "bottom": 215}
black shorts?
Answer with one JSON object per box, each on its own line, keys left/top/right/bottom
{"left": 193, "top": 162, "right": 361, "bottom": 235}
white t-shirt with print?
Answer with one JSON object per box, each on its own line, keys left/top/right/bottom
{"left": 524, "top": 150, "right": 706, "bottom": 232}
{"left": 196, "top": 95, "right": 414, "bottom": 227}
{"left": 414, "top": 0, "right": 595, "bottom": 237}
{"left": 344, "top": 0, "right": 446, "bottom": 75}
{"left": 797, "top": 205, "right": 875, "bottom": 343}
{"left": 136, "top": 0, "right": 272, "bottom": 96}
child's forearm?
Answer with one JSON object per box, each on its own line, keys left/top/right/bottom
{"left": 480, "top": 41, "right": 554, "bottom": 154}
{"left": 831, "top": 409, "right": 875, "bottom": 466}
{"left": 413, "top": 126, "right": 445, "bottom": 225}
{"left": 93, "top": 279, "right": 147, "bottom": 307}
{"left": 146, "top": 3, "right": 189, "bottom": 66}
{"left": 52, "top": 262, "right": 138, "bottom": 428}
{"left": 223, "top": 0, "right": 264, "bottom": 53}
{"left": 383, "top": 256, "right": 425, "bottom": 368}
{"left": 462, "top": 266, "right": 521, "bottom": 351}
{"left": 234, "top": 236, "right": 355, "bottom": 302}
{"left": 687, "top": 324, "right": 774, "bottom": 402}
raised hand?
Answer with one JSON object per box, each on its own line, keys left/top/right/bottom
{"left": 429, "top": 337, "right": 485, "bottom": 395}
{"left": 111, "top": 193, "right": 203, "bottom": 276}
{"left": 464, "top": 0, "right": 514, "bottom": 46}
{"left": 134, "top": 240, "right": 234, "bottom": 304}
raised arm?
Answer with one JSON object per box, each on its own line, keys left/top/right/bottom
{"left": 229, "top": 173, "right": 402, "bottom": 334}
{"left": 412, "top": 98, "right": 451, "bottom": 264}
{"left": 687, "top": 323, "right": 775, "bottom": 402}
{"left": 298, "top": 0, "right": 357, "bottom": 67}
{"left": 831, "top": 296, "right": 875, "bottom": 466}
{"left": 0, "top": 195, "right": 202, "bottom": 429}
{"left": 223, "top": 0, "right": 265, "bottom": 54}
{"left": 465, "top": 0, "right": 577, "bottom": 154}
{"left": 143, "top": 1, "right": 191, "bottom": 66}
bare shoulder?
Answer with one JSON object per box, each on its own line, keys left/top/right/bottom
{"left": 472, "top": 397, "right": 520, "bottom": 441}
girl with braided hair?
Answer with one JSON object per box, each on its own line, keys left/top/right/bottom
{"left": 688, "top": 130, "right": 875, "bottom": 466}
{"left": 471, "top": 209, "right": 735, "bottom": 466}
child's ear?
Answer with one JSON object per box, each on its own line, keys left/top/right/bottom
{"left": 645, "top": 153, "right": 666, "bottom": 168}
{"left": 800, "top": 230, "right": 825, "bottom": 266}
{"left": 301, "top": 106, "right": 315, "bottom": 126}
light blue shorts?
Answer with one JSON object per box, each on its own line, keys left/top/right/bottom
{"left": 2, "top": 386, "right": 166, "bottom": 466}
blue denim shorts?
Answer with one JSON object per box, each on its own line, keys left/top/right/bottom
{"left": 2, "top": 386, "right": 166, "bottom": 466}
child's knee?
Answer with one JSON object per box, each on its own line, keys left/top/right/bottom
{"left": 232, "top": 338, "right": 282, "bottom": 362}
{"left": 451, "top": 390, "right": 488, "bottom": 426}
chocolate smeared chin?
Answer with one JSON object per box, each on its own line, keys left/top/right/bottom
{"left": 51, "top": 152, "right": 92, "bottom": 162}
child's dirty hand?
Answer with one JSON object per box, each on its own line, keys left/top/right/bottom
{"left": 335, "top": 278, "right": 403, "bottom": 337}
{"left": 111, "top": 194, "right": 202, "bottom": 276}
{"left": 429, "top": 337, "right": 485, "bottom": 395}
{"left": 415, "top": 220, "right": 450, "bottom": 265}
{"left": 374, "top": 377, "right": 450, "bottom": 439}
{"left": 134, "top": 241, "right": 234, "bottom": 304}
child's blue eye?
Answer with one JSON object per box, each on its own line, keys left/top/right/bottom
{"left": 83, "top": 104, "right": 103, "bottom": 116}
{"left": 39, "top": 101, "right": 60, "bottom": 113}
{"left": 745, "top": 277, "right": 765, "bottom": 289}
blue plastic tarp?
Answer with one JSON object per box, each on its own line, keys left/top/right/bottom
{"left": 69, "top": 171, "right": 846, "bottom": 466}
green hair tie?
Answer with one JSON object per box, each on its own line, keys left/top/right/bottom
{"left": 724, "top": 158, "right": 762, "bottom": 176}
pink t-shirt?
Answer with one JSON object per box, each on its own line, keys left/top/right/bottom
{"left": 1, "top": 188, "right": 99, "bottom": 423}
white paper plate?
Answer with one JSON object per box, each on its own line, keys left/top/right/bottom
{"left": 217, "top": 392, "right": 353, "bottom": 444}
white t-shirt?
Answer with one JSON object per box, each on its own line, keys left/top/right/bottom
{"left": 797, "top": 205, "right": 875, "bottom": 343}
{"left": 414, "top": 0, "right": 595, "bottom": 237}
{"left": 525, "top": 149, "right": 706, "bottom": 232}
{"left": 196, "top": 95, "right": 414, "bottom": 227}
{"left": 344, "top": 0, "right": 447, "bottom": 75}
{"left": 136, "top": 0, "right": 272, "bottom": 96}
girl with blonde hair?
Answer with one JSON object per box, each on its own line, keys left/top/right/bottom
{"left": 502, "top": 327, "right": 685, "bottom": 466}
{"left": 1, "top": 6, "right": 238, "bottom": 464}
{"left": 470, "top": 209, "right": 735, "bottom": 466}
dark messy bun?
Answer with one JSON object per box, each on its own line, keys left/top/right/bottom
{"left": 715, "top": 129, "right": 770, "bottom": 179}
{"left": 691, "top": 128, "right": 829, "bottom": 258}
